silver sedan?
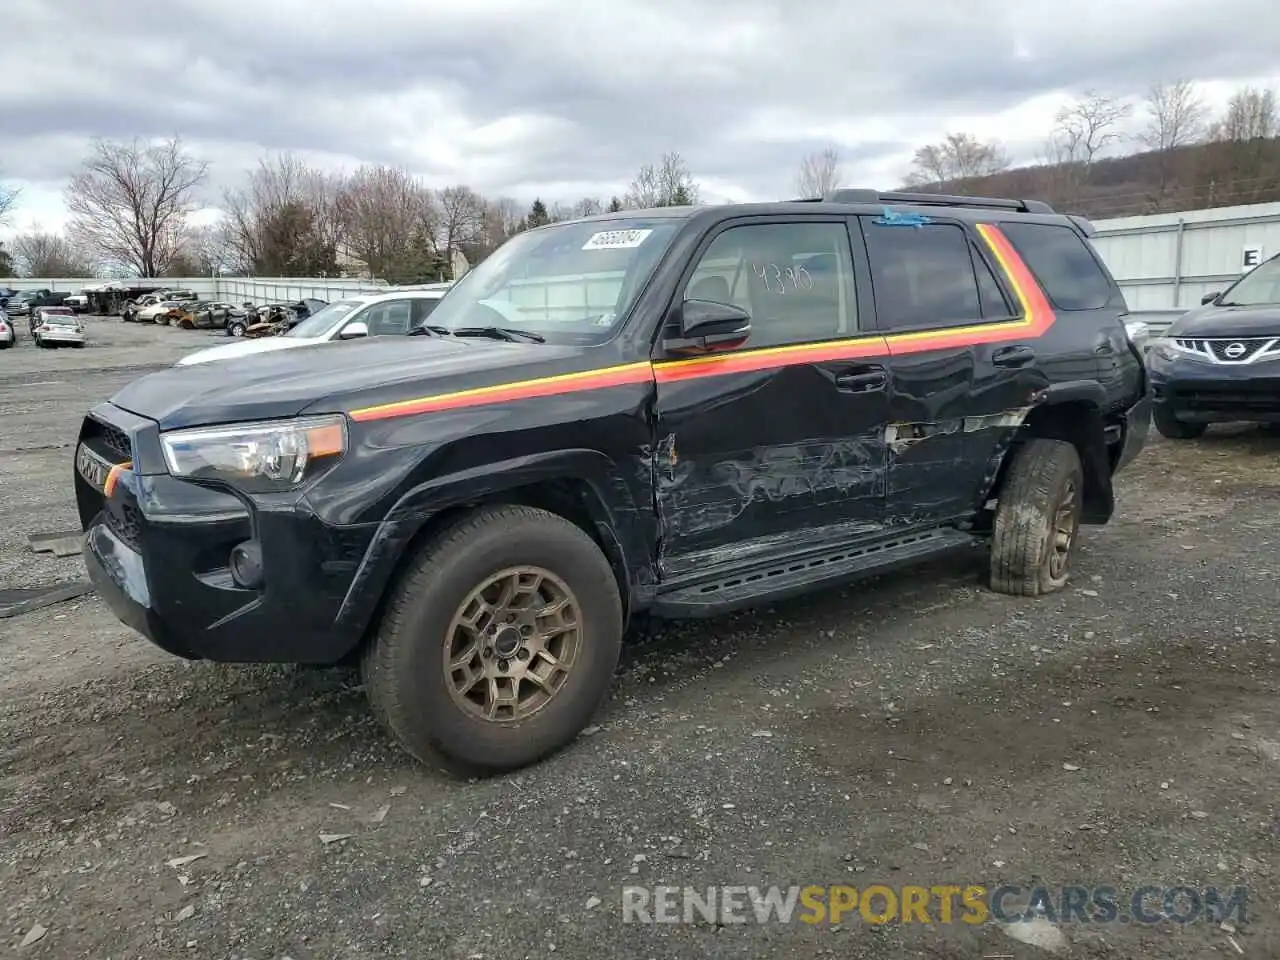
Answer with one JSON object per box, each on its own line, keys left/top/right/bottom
{"left": 34, "top": 314, "right": 87, "bottom": 348}
{"left": 0, "top": 312, "right": 13, "bottom": 349}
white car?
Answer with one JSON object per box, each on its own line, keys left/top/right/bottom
{"left": 136, "top": 300, "right": 186, "bottom": 323}
{"left": 0, "top": 311, "right": 13, "bottom": 349}
{"left": 34, "top": 313, "right": 86, "bottom": 348}
{"left": 176, "top": 288, "right": 451, "bottom": 366}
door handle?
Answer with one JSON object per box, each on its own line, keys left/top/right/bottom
{"left": 992, "top": 345, "right": 1035, "bottom": 367}
{"left": 835, "top": 370, "right": 887, "bottom": 392}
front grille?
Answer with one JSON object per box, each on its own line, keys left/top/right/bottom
{"left": 105, "top": 501, "right": 143, "bottom": 551}
{"left": 83, "top": 416, "right": 133, "bottom": 463}
{"left": 1175, "top": 337, "right": 1279, "bottom": 363}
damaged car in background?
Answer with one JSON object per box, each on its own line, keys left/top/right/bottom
{"left": 76, "top": 189, "right": 1149, "bottom": 775}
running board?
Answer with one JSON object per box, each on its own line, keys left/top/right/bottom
{"left": 651, "top": 528, "right": 979, "bottom": 618}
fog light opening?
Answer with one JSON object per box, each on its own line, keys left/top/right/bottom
{"left": 229, "top": 541, "right": 264, "bottom": 589}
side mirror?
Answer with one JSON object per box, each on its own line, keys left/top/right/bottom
{"left": 1201, "top": 291, "right": 1220, "bottom": 305}
{"left": 338, "top": 321, "right": 369, "bottom": 340}
{"left": 663, "top": 299, "right": 751, "bottom": 355}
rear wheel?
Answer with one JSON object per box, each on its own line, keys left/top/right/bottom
{"left": 990, "top": 438, "right": 1084, "bottom": 597}
{"left": 1152, "top": 406, "right": 1206, "bottom": 439}
{"left": 362, "top": 505, "right": 623, "bottom": 773}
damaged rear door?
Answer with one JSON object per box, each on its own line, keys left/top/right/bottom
{"left": 860, "top": 215, "right": 1048, "bottom": 524}
{"left": 651, "top": 215, "right": 891, "bottom": 579}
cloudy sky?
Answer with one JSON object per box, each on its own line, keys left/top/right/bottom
{"left": 3, "top": 0, "right": 1279, "bottom": 239}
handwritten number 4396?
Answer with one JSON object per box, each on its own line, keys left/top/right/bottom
{"left": 754, "top": 262, "right": 813, "bottom": 295}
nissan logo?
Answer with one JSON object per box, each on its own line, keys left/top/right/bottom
{"left": 1224, "top": 342, "right": 1247, "bottom": 358}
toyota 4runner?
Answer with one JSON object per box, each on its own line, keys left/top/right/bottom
{"left": 75, "top": 189, "right": 1151, "bottom": 772}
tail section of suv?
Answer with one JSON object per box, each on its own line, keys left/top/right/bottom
{"left": 76, "top": 189, "right": 1150, "bottom": 773}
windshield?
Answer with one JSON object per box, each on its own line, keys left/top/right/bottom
{"left": 1218, "top": 256, "right": 1280, "bottom": 306}
{"left": 425, "top": 216, "right": 683, "bottom": 343}
{"left": 284, "top": 300, "right": 360, "bottom": 338}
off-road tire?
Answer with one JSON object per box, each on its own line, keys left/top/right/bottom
{"left": 362, "top": 504, "right": 623, "bottom": 773}
{"left": 990, "top": 438, "right": 1084, "bottom": 597}
{"left": 1152, "top": 406, "right": 1206, "bottom": 440}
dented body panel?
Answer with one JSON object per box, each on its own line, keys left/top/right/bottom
{"left": 76, "top": 199, "right": 1150, "bottom": 664}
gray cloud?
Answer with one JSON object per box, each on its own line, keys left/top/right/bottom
{"left": 3, "top": 0, "right": 1280, "bottom": 224}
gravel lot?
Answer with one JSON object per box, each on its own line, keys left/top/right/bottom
{"left": 2, "top": 318, "right": 1278, "bottom": 959}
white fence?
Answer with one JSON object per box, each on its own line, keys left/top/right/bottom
{"left": 0, "top": 275, "right": 392, "bottom": 304}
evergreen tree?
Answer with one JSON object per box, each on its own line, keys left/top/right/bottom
{"left": 606, "top": 196, "right": 623, "bottom": 213}
{"left": 668, "top": 184, "right": 692, "bottom": 206}
{"left": 527, "top": 199, "right": 550, "bottom": 227}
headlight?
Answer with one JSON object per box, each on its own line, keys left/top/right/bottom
{"left": 160, "top": 415, "right": 347, "bottom": 493}
{"left": 1123, "top": 320, "right": 1150, "bottom": 343}
{"left": 1146, "top": 337, "right": 1184, "bottom": 362}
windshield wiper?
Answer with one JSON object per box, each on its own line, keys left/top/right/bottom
{"left": 434, "top": 326, "right": 546, "bottom": 343}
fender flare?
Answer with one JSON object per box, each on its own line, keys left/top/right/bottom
{"left": 334, "top": 448, "right": 646, "bottom": 632}
{"left": 1023, "top": 382, "right": 1114, "bottom": 523}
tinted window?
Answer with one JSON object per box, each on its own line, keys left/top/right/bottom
{"left": 683, "top": 221, "right": 858, "bottom": 348}
{"left": 864, "top": 222, "right": 982, "bottom": 329}
{"left": 999, "top": 221, "right": 1114, "bottom": 311}
{"left": 973, "top": 247, "right": 1013, "bottom": 318}
{"left": 359, "top": 300, "right": 413, "bottom": 336}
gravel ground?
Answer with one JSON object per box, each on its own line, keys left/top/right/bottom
{"left": 2, "top": 320, "right": 1279, "bottom": 959}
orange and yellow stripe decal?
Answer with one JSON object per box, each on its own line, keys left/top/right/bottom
{"left": 104, "top": 461, "right": 132, "bottom": 497}
{"left": 350, "top": 362, "right": 653, "bottom": 422}
{"left": 347, "top": 224, "right": 1053, "bottom": 422}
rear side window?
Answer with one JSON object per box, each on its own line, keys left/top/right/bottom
{"left": 863, "top": 221, "right": 993, "bottom": 329}
{"left": 998, "top": 221, "right": 1114, "bottom": 311}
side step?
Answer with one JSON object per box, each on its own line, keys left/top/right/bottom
{"left": 651, "top": 528, "right": 979, "bottom": 618}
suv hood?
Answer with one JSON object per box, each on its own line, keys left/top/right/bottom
{"left": 1169, "top": 303, "right": 1280, "bottom": 338}
{"left": 177, "top": 336, "right": 324, "bottom": 366}
{"left": 110, "top": 334, "right": 581, "bottom": 430}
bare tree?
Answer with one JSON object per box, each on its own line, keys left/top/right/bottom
{"left": 904, "top": 133, "right": 1011, "bottom": 188}
{"left": 625, "top": 152, "right": 700, "bottom": 207}
{"left": 65, "top": 137, "right": 208, "bottom": 277}
{"left": 0, "top": 174, "right": 17, "bottom": 226}
{"left": 336, "top": 164, "right": 433, "bottom": 278}
{"left": 795, "top": 147, "right": 842, "bottom": 197}
{"left": 1136, "top": 79, "right": 1207, "bottom": 211}
{"left": 1053, "top": 91, "right": 1132, "bottom": 166}
{"left": 222, "top": 153, "right": 343, "bottom": 276}
{"left": 1209, "top": 86, "right": 1278, "bottom": 142}
{"left": 437, "top": 185, "right": 487, "bottom": 268}
{"left": 10, "top": 228, "right": 93, "bottom": 277}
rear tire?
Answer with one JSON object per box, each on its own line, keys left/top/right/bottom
{"left": 990, "top": 438, "right": 1084, "bottom": 597}
{"left": 362, "top": 505, "right": 623, "bottom": 773}
{"left": 1153, "top": 406, "right": 1206, "bottom": 439}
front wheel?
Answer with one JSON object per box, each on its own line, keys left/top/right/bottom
{"left": 990, "top": 438, "right": 1084, "bottom": 597}
{"left": 362, "top": 505, "right": 623, "bottom": 773}
{"left": 227, "top": 321, "right": 246, "bottom": 337}
{"left": 1152, "top": 406, "right": 1206, "bottom": 439}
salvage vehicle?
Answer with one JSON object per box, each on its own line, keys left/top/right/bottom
{"left": 0, "top": 311, "right": 12, "bottom": 348}
{"left": 76, "top": 190, "right": 1150, "bottom": 773}
{"left": 225, "top": 298, "right": 327, "bottom": 339}
{"left": 34, "top": 312, "right": 86, "bottom": 348}
{"left": 29, "top": 305, "right": 76, "bottom": 337}
{"left": 136, "top": 300, "right": 190, "bottom": 324}
{"left": 1147, "top": 251, "right": 1280, "bottom": 438}
{"left": 179, "top": 301, "right": 245, "bottom": 330}
{"left": 179, "top": 290, "right": 444, "bottom": 365}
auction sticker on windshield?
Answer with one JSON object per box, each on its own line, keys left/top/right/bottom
{"left": 582, "top": 229, "right": 653, "bottom": 250}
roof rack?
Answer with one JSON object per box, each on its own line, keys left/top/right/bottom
{"left": 822, "top": 188, "right": 1054, "bottom": 215}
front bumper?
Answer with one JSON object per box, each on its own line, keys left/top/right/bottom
{"left": 78, "top": 403, "right": 378, "bottom": 664}
{"left": 1115, "top": 392, "right": 1151, "bottom": 472}
{"left": 1148, "top": 351, "right": 1280, "bottom": 423}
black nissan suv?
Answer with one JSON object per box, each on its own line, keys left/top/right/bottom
{"left": 74, "top": 189, "right": 1150, "bottom": 773}
{"left": 1147, "top": 251, "right": 1280, "bottom": 438}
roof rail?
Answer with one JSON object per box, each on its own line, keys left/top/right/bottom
{"left": 823, "top": 188, "right": 1054, "bottom": 215}
{"left": 1067, "top": 214, "right": 1096, "bottom": 237}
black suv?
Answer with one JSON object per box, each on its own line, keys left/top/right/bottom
{"left": 1148, "top": 251, "right": 1280, "bottom": 438}
{"left": 75, "top": 190, "right": 1150, "bottom": 772}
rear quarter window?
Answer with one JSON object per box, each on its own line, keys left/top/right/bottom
{"left": 998, "top": 221, "right": 1116, "bottom": 312}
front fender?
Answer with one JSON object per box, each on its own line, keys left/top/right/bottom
{"left": 332, "top": 448, "right": 651, "bottom": 634}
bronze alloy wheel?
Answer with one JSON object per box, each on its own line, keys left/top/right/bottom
{"left": 1048, "top": 477, "right": 1078, "bottom": 580}
{"left": 443, "top": 565, "right": 582, "bottom": 723}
